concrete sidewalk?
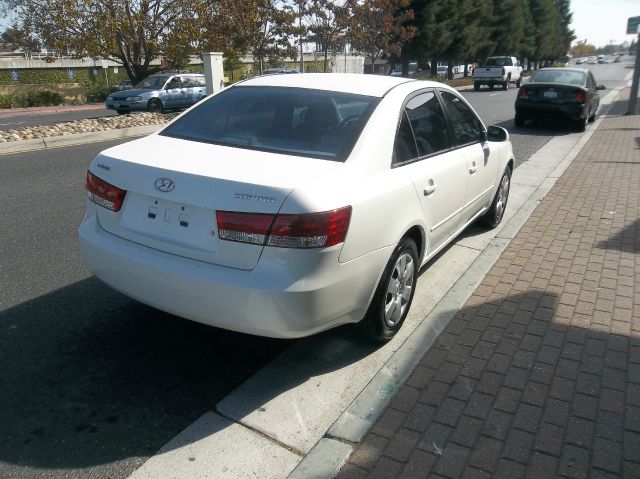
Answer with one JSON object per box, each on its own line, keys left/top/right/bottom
{"left": 337, "top": 92, "right": 640, "bottom": 478}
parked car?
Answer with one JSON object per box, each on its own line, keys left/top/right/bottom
{"left": 587, "top": 56, "right": 598, "bottom": 64}
{"left": 515, "top": 67, "right": 605, "bottom": 131}
{"left": 80, "top": 74, "right": 513, "bottom": 342}
{"left": 262, "top": 68, "right": 300, "bottom": 75}
{"left": 389, "top": 62, "right": 419, "bottom": 77}
{"left": 575, "top": 57, "right": 586, "bottom": 65}
{"left": 473, "top": 56, "right": 523, "bottom": 91}
{"left": 105, "top": 73, "right": 207, "bottom": 114}
{"left": 114, "top": 79, "right": 133, "bottom": 91}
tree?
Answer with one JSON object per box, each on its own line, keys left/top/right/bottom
{"left": 344, "top": 0, "right": 416, "bottom": 73}
{"left": 198, "top": 0, "right": 297, "bottom": 74}
{"left": 307, "top": 0, "right": 348, "bottom": 72}
{"left": 0, "top": 25, "right": 40, "bottom": 52}
{"left": 404, "top": 0, "right": 455, "bottom": 76}
{"left": 1, "top": 0, "right": 203, "bottom": 83}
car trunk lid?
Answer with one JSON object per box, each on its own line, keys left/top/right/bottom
{"left": 90, "top": 134, "right": 344, "bottom": 270}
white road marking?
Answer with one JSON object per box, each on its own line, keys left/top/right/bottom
{"left": 489, "top": 93, "right": 499, "bottom": 97}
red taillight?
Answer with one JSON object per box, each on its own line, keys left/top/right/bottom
{"left": 216, "top": 211, "right": 275, "bottom": 245}
{"left": 518, "top": 87, "right": 527, "bottom": 98}
{"left": 216, "top": 206, "right": 352, "bottom": 249}
{"left": 85, "top": 170, "right": 127, "bottom": 212}
{"left": 574, "top": 92, "right": 587, "bottom": 103}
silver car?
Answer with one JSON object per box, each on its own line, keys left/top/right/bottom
{"left": 105, "top": 73, "right": 206, "bottom": 114}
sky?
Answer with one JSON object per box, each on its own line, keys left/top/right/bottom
{"left": 572, "top": 0, "right": 640, "bottom": 46}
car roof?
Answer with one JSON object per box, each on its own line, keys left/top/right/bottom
{"left": 237, "top": 73, "right": 421, "bottom": 97}
{"left": 535, "top": 67, "right": 587, "bottom": 74}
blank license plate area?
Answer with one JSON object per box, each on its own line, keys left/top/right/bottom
{"left": 119, "top": 194, "right": 216, "bottom": 252}
{"left": 543, "top": 90, "right": 558, "bottom": 99}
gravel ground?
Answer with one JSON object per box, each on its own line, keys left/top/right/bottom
{"left": 0, "top": 112, "right": 177, "bottom": 143}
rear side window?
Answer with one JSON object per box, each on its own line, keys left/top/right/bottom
{"left": 394, "top": 112, "right": 418, "bottom": 163}
{"left": 439, "top": 91, "right": 483, "bottom": 146}
{"left": 404, "top": 91, "right": 450, "bottom": 157}
{"left": 160, "top": 86, "right": 379, "bottom": 161}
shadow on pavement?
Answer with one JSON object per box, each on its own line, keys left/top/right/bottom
{"left": 0, "top": 277, "right": 370, "bottom": 476}
{"left": 596, "top": 218, "right": 640, "bottom": 253}
{"left": 342, "top": 289, "right": 639, "bottom": 477}
{"left": 493, "top": 118, "right": 575, "bottom": 137}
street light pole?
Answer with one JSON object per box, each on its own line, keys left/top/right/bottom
{"left": 299, "top": 0, "right": 304, "bottom": 73}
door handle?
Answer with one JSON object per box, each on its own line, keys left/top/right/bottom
{"left": 424, "top": 181, "right": 437, "bottom": 196}
{"left": 469, "top": 161, "right": 477, "bottom": 174}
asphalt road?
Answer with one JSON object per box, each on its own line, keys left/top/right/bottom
{"left": 0, "top": 59, "right": 631, "bottom": 479}
{"left": 0, "top": 107, "right": 117, "bottom": 132}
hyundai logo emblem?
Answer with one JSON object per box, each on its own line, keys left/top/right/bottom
{"left": 154, "top": 177, "right": 175, "bottom": 193}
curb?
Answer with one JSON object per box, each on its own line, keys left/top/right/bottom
{"left": 0, "top": 124, "right": 160, "bottom": 156}
{"left": 287, "top": 85, "right": 625, "bottom": 479}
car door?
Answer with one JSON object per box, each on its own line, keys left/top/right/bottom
{"left": 164, "top": 76, "right": 185, "bottom": 109}
{"left": 393, "top": 90, "right": 469, "bottom": 253}
{"left": 439, "top": 90, "right": 498, "bottom": 226}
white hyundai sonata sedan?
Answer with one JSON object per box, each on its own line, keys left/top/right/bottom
{"left": 79, "top": 73, "right": 514, "bottom": 342}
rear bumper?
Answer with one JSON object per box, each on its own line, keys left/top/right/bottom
{"left": 78, "top": 214, "right": 392, "bottom": 338}
{"left": 515, "top": 101, "right": 587, "bottom": 121}
{"left": 474, "top": 77, "right": 508, "bottom": 84}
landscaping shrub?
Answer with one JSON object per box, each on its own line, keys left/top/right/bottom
{"left": 15, "top": 90, "right": 64, "bottom": 107}
{"left": 84, "top": 81, "right": 115, "bottom": 102}
{"left": 0, "top": 94, "right": 16, "bottom": 109}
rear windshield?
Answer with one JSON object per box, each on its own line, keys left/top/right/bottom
{"left": 485, "top": 57, "right": 511, "bottom": 66}
{"left": 530, "top": 70, "right": 586, "bottom": 85}
{"left": 160, "top": 86, "right": 379, "bottom": 161}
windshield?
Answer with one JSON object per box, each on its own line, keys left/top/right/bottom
{"left": 530, "top": 70, "right": 586, "bottom": 85}
{"left": 160, "top": 86, "right": 379, "bottom": 161}
{"left": 135, "top": 75, "right": 170, "bottom": 89}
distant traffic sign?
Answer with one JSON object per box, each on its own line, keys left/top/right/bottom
{"left": 627, "top": 16, "right": 640, "bottom": 34}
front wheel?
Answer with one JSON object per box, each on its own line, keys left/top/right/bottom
{"left": 479, "top": 167, "right": 511, "bottom": 228}
{"left": 146, "top": 98, "right": 163, "bottom": 113}
{"left": 360, "top": 238, "right": 418, "bottom": 343}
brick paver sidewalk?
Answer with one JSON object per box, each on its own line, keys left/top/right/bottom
{"left": 339, "top": 94, "right": 640, "bottom": 478}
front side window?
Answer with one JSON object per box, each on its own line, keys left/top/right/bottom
{"left": 160, "top": 86, "right": 379, "bottom": 161}
{"left": 404, "top": 91, "right": 450, "bottom": 157}
{"left": 439, "top": 91, "right": 483, "bottom": 146}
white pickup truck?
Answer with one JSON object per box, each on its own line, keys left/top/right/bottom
{"left": 473, "top": 56, "right": 523, "bottom": 91}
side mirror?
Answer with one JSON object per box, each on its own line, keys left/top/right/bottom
{"left": 487, "top": 125, "right": 509, "bottom": 142}
{"left": 597, "top": 84, "right": 606, "bottom": 90}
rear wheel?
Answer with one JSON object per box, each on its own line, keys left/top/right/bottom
{"left": 588, "top": 105, "right": 598, "bottom": 122}
{"left": 116, "top": 109, "right": 127, "bottom": 115}
{"left": 576, "top": 115, "right": 588, "bottom": 132}
{"left": 147, "top": 99, "right": 163, "bottom": 113}
{"left": 489, "top": 84, "right": 494, "bottom": 91}
{"left": 474, "top": 82, "right": 480, "bottom": 92}
{"left": 515, "top": 78, "right": 521, "bottom": 88}
{"left": 360, "top": 238, "right": 418, "bottom": 343}
{"left": 503, "top": 76, "right": 510, "bottom": 90}
{"left": 479, "top": 166, "right": 511, "bottom": 228}
{"left": 515, "top": 112, "right": 525, "bottom": 127}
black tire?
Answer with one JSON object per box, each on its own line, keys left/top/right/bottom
{"left": 514, "top": 112, "right": 525, "bottom": 128}
{"left": 474, "top": 82, "right": 480, "bottom": 92}
{"left": 503, "top": 76, "right": 510, "bottom": 90}
{"left": 489, "top": 84, "right": 494, "bottom": 90}
{"left": 147, "top": 99, "right": 163, "bottom": 113}
{"left": 576, "top": 116, "right": 587, "bottom": 132}
{"left": 588, "top": 105, "right": 597, "bottom": 122}
{"left": 479, "top": 166, "right": 512, "bottom": 229}
{"left": 116, "top": 109, "right": 127, "bottom": 115}
{"left": 360, "top": 237, "right": 419, "bottom": 343}
{"left": 515, "top": 78, "right": 521, "bottom": 88}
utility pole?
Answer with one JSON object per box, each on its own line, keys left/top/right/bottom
{"left": 299, "top": 0, "right": 304, "bottom": 72}
{"left": 627, "top": 16, "right": 640, "bottom": 114}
